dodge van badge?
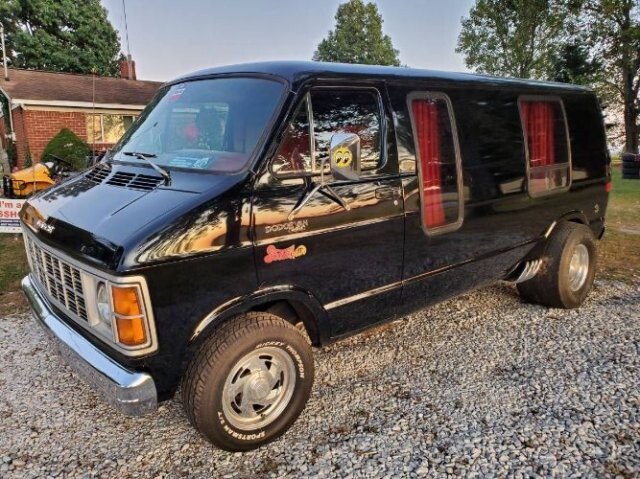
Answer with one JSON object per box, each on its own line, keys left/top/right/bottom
{"left": 36, "top": 219, "right": 54, "bottom": 234}
{"left": 264, "top": 244, "right": 307, "bottom": 264}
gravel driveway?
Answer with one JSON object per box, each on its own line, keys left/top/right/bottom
{"left": 1, "top": 280, "right": 638, "bottom": 478}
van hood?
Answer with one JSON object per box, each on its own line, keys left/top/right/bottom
{"left": 21, "top": 164, "right": 248, "bottom": 270}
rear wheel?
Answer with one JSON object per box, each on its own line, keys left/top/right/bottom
{"left": 182, "top": 312, "right": 314, "bottom": 451}
{"left": 517, "top": 222, "right": 597, "bottom": 309}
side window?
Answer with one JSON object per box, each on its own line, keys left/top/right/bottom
{"left": 270, "top": 95, "right": 312, "bottom": 177}
{"left": 519, "top": 97, "right": 571, "bottom": 196}
{"left": 310, "top": 89, "right": 382, "bottom": 172}
{"left": 268, "top": 88, "right": 384, "bottom": 184}
{"left": 408, "top": 93, "right": 463, "bottom": 234}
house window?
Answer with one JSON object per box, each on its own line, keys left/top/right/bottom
{"left": 270, "top": 88, "right": 383, "bottom": 178}
{"left": 519, "top": 97, "right": 571, "bottom": 196}
{"left": 408, "top": 92, "right": 463, "bottom": 234}
{"left": 86, "top": 114, "right": 136, "bottom": 143}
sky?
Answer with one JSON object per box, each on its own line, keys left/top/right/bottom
{"left": 101, "top": 0, "right": 475, "bottom": 82}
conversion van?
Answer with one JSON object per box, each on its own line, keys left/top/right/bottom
{"left": 20, "top": 61, "right": 610, "bottom": 451}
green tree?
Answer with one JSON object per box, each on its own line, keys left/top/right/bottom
{"left": 313, "top": 0, "right": 400, "bottom": 66}
{"left": 583, "top": 0, "right": 639, "bottom": 153}
{"left": 0, "top": 0, "right": 121, "bottom": 76}
{"left": 549, "top": 36, "right": 601, "bottom": 85}
{"left": 42, "top": 128, "right": 90, "bottom": 171}
{"left": 456, "top": 0, "right": 575, "bottom": 79}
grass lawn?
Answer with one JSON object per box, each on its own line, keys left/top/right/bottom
{"left": 0, "top": 167, "right": 638, "bottom": 314}
{"left": 599, "top": 165, "right": 640, "bottom": 282}
{"left": 0, "top": 233, "right": 29, "bottom": 315}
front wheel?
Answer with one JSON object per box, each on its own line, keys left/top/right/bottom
{"left": 517, "top": 222, "right": 597, "bottom": 309}
{"left": 182, "top": 312, "right": 314, "bottom": 451}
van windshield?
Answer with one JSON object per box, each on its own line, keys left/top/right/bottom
{"left": 109, "top": 77, "right": 285, "bottom": 173}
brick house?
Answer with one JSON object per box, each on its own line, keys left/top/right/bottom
{"left": 0, "top": 62, "right": 162, "bottom": 168}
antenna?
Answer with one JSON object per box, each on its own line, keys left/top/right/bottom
{"left": 122, "top": 0, "right": 133, "bottom": 78}
{"left": 92, "top": 69, "right": 97, "bottom": 156}
{"left": 1, "top": 23, "right": 8, "bottom": 81}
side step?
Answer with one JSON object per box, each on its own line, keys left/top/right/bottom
{"left": 511, "top": 259, "right": 543, "bottom": 284}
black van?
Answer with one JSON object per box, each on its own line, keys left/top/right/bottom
{"left": 20, "top": 61, "right": 610, "bottom": 451}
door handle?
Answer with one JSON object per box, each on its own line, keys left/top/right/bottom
{"left": 375, "top": 186, "right": 402, "bottom": 200}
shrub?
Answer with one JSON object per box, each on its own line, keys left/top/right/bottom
{"left": 41, "top": 128, "right": 90, "bottom": 171}
{"left": 23, "top": 143, "right": 32, "bottom": 168}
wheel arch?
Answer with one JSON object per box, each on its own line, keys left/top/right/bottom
{"left": 186, "top": 285, "right": 329, "bottom": 354}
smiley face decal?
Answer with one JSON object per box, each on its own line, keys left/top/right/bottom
{"left": 332, "top": 147, "right": 353, "bottom": 168}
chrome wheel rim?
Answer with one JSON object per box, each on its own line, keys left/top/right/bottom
{"left": 222, "top": 347, "right": 296, "bottom": 431}
{"left": 568, "top": 244, "right": 589, "bottom": 292}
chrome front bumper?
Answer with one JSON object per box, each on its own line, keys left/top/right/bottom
{"left": 22, "top": 275, "right": 158, "bottom": 416}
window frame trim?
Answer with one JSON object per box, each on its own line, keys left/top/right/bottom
{"left": 517, "top": 94, "right": 572, "bottom": 198}
{"left": 406, "top": 91, "right": 464, "bottom": 237}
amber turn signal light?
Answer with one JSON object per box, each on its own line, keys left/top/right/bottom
{"left": 112, "top": 286, "right": 147, "bottom": 346}
{"left": 112, "top": 286, "right": 142, "bottom": 317}
{"left": 115, "top": 316, "right": 147, "bottom": 346}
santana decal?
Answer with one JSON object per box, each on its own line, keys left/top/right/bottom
{"left": 332, "top": 147, "right": 353, "bottom": 168}
{"left": 264, "top": 244, "right": 307, "bottom": 264}
{"left": 264, "top": 219, "right": 309, "bottom": 234}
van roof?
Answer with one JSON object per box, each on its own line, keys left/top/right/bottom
{"left": 171, "top": 60, "right": 592, "bottom": 93}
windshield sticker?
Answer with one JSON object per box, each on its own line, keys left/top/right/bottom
{"left": 264, "top": 244, "right": 307, "bottom": 264}
{"left": 333, "top": 147, "right": 353, "bottom": 168}
{"left": 264, "top": 219, "right": 309, "bottom": 235}
{"left": 169, "top": 85, "right": 186, "bottom": 102}
{"left": 169, "top": 156, "right": 211, "bottom": 169}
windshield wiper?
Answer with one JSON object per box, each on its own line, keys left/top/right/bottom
{"left": 122, "top": 151, "right": 171, "bottom": 186}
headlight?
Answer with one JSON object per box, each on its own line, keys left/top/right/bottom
{"left": 90, "top": 278, "right": 153, "bottom": 352}
{"left": 96, "top": 282, "right": 112, "bottom": 325}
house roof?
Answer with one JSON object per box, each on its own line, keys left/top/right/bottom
{"left": 0, "top": 68, "right": 163, "bottom": 107}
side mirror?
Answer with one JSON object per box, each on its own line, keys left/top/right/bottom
{"left": 329, "top": 133, "right": 360, "bottom": 181}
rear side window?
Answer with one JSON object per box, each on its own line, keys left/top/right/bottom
{"left": 408, "top": 92, "right": 463, "bottom": 235}
{"left": 519, "top": 97, "right": 571, "bottom": 196}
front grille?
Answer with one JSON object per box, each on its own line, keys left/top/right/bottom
{"left": 25, "top": 235, "right": 88, "bottom": 321}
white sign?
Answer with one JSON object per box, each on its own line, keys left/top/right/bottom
{"left": 0, "top": 198, "right": 25, "bottom": 233}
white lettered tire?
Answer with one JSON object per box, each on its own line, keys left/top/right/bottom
{"left": 182, "top": 312, "right": 314, "bottom": 451}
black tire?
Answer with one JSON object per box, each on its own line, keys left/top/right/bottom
{"left": 182, "top": 312, "right": 314, "bottom": 451}
{"left": 517, "top": 222, "right": 597, "bottom": 309}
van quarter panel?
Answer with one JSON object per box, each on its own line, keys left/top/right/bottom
{"left": 390, "top": 84, "right": 537, "bottom": 311}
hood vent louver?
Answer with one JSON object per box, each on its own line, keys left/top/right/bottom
{"left": 85, "top": 166, "right": 110, "bottom": 184}
{"left": 84, "top": 167, "right": 163, "bottom": 192}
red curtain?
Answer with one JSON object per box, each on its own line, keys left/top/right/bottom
{"left": 521, "top": 101, "right": 556, "bottom": 167}
{"left": 412, "top": 99, "right": 445, "bottom": 228}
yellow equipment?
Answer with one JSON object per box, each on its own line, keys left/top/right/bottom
{"left": 2, "top": 162, "right": 56, "bottom": 198}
